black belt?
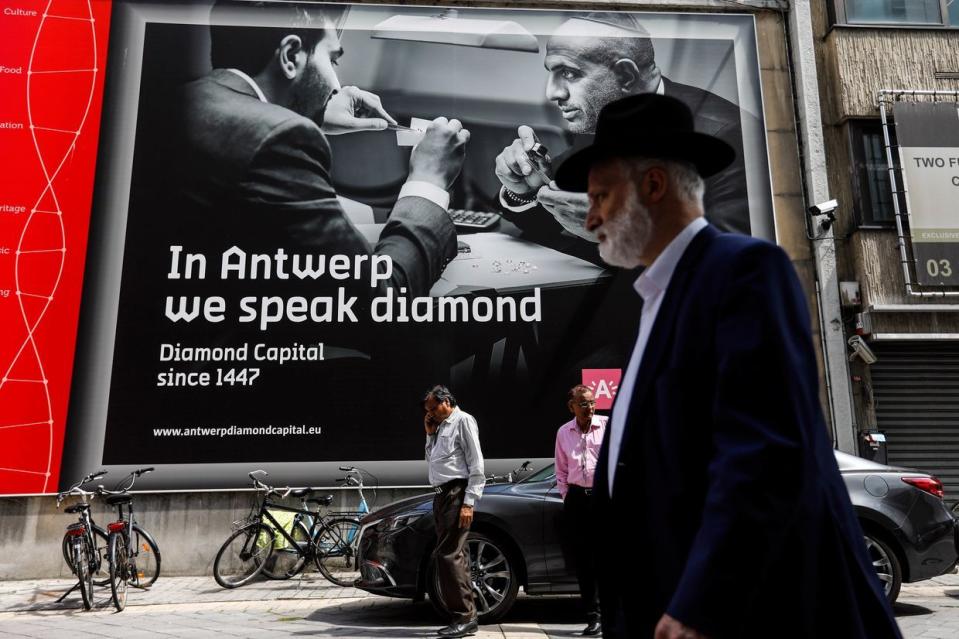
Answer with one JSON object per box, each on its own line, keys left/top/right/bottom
{"left": 567, "top": 484, "right": 593, "bottom": 496}
{"left": 434, "top": 478, "right": 468, "bottom": 494}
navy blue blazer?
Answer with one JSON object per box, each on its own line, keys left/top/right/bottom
{"left": 594, "top": 225, "right": 901, "bottom": 638}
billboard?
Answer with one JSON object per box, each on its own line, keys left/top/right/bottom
{"left": 2, "top": 1, "right": 773, "bottom": 493}
{"left": 894, "top": 101, "right": 959, "bottom": 287}
{"left": 0, "top": 0, "right": 112, "bottom": 495}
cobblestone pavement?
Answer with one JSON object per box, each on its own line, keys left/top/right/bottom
{"left": 0, "top": 572, "right": 957, "bottom": 637}
{"left": 894, "top": 574, "right": 959, "bottom": 639}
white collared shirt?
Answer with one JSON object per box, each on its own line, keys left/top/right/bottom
{"left": 225, "top": 68, "right": 449, "bottom": 211}
{"left": 425, "top": 407, "right": 486, "bottom": 506}
{"left": 607, "top": 216, "right": 709, "bottom": 494}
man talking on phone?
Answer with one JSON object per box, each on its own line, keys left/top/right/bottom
{"left": 424, "top": 385, "right": 486, "bottom": 638}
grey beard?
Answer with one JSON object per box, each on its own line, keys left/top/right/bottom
{"left": 598, "top": 186, "right": 650, "bottom": 269}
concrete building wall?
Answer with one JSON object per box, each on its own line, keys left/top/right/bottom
{"left": 815, "top": 21, "right": 959, "bottom": 329}
{"left": 811, "top": 4, "right": 959, "bottom": 470}
{"left": 822, "top": 29, "right": 959, "bottom": 119}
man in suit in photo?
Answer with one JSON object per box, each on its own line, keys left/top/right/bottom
{"left": 494, "top": 12, "right": 750, "bottom": 266}
{"left": 163, "top": 1, "right": 467, "bottom": 301}
{"left": 553, "top": 93, "right": 902, "bottom": 638}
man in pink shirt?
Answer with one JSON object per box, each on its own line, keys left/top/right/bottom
{"left": 554, "top": 384, "right": 607, "bottom": 636}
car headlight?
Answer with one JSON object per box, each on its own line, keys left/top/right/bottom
{"left": 377, "top": 512, "right": 426, "bottom": 532}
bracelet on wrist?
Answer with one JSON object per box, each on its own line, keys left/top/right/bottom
{"left": 504, "top": 187, "right": 536, "bottom": 206}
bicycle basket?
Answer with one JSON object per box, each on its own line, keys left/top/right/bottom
{"left": 231, "top": 515, "right": 258, "bottom": 531}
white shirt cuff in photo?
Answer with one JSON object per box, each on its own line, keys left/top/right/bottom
{"left": 399, "top": 181, "right": 449, "bottom": 211}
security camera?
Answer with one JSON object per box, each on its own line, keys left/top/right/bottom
{"left": 848, "top": 335, "right": 878, "bottom": 365}
{"left": 808, "top": 199, "right": 838, "bottom": 216}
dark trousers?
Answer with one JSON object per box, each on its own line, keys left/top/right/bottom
{"left": 563, "top": 485, "right": 600, "bottom": 623}
{"left": 432, "top": 479, "right": 475, "bottom": 623}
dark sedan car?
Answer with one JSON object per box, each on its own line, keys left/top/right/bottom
{"left": 355, "top": 452, "right": 958, "bottom": 623}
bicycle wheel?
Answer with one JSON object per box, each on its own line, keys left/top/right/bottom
{"left": 263, "top": 520, "right": 310, "bottom": 580}
{"left": 130, "top": 524, "right": 161, "bottom": 588}
{"left": 213, "top": 522, "right": 274, "bottom": 588}
{"left": 314, "top": 517, "right": 361, "bottom": 587}
{"left": 63, "top": 526, "right": 109, "bottom": 586}
{"left": 108, "top": 533, "right": 129, "bottom": 612}
{"left": 72, "top": 536, "right": 94, "bottom": 610}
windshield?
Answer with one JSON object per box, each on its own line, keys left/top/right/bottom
{"left": 521, "top": 463, "right": 556, "bottom": 483}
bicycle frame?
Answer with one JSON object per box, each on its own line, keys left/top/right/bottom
{"left": 259, "top": 498, "right": 325, "bottom": 551}
{"left": 108, "top": 500, "right": 138, "bottom": 580}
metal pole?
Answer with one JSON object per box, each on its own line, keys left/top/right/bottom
{"left": 788, "top": 0, "right": 858, "bottom": 453}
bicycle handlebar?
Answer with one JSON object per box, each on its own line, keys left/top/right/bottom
{"left": 57, "top": 469, "right": 110, "bottom": 505}
{"left": 56, "top": 485, "right": 96, "bottom": 506}
{"left": 247, "top": 471, "right": 292, "bottom": 498}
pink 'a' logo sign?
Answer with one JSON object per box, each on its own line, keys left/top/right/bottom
{"left": 582, "top": 369, "right": 622, "bottom": 410}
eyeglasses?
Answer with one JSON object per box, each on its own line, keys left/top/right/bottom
{"left": 576, "top": 400, "right": 596, "bottom": 408}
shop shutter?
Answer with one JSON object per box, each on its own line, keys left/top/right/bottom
{"left": 871, "top": 342, "right": 959, "bottom": 502}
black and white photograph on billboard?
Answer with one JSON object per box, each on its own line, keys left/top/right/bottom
{"left": 64, "top": 0, "right": 773, "bottom": 489}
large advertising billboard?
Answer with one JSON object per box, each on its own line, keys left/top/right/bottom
{"left": 3, "top": 1, "right": 773, "bottom": 493}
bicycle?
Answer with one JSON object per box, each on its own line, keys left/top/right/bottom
{"left": 98, "top": 467, "right": 162, "bottom": 611}
{"left": 261, "top": 482, "right": 335, "bottom": 581}
{"left": 57, "top": 470, "right": 110, "bottom": 610}
{"left": 212, "top": 471, "right": 361, "bottom": 588}
{"left": 314, "top": 466, "right": 377, "bottom": 586}
{"left": 261, "top": 467, "right": 372, "bottom": 585}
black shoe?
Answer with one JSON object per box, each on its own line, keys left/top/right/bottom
{"left": 582, "top": 620, "right": 602, "bottom": 636}
{"left": 437, "top": 618, "right": 478, "bottom": 638}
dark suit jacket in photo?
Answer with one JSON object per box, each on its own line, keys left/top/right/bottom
{"left": 593, "top": 225, "right": 902, "bottom": 639}
{"left": 500, "top": 78, "right": 752, "bottom": 266}
{"left": 163, "top": 69, "right": 456, "bottom": 303}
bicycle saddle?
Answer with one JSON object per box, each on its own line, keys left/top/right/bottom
{"left": 306, "top": 495, "right": 334, "bottom": 507}
{"left": 291, "top": 487, "right": 322, "bottom": 498}
{"left": 65, "top": 503, "right": 90, "bottom": 513}
{"left": 105, "top": 494, "right": 133, "bottom": 506}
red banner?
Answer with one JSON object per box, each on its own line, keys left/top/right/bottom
{"left": 0, "top": 0, "right": 111, "bottom": 494}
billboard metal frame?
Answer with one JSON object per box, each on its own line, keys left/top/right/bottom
{"left": 877, "top": 88, "right": 959, "bottom": 297}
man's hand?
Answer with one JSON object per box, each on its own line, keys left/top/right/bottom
{"left": 536, "top": 183, "right": 597, "bottom": 242}
{"left": 408, "top": 117, "right": 470, "bottom": 191}
{"left": 459, "top": 504, "right": 474, "bottom": 529}
{"left": 321, "top": 86, "right": 397, "bottom": 135}
{"left": 494, "top": 126, "right": 551, "bottom": 196}
{"left": 424, "top": 414, "right": 438, "bottom": 436}
{"left": 654, "top": 614, "right": 710, "bottom": 639}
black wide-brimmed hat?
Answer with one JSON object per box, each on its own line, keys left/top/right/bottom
{"left": 554, "top": 93, "right": 736, "bottom": 192}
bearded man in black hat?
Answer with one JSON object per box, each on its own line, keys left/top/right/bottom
{"left": 554, "top": 93, "right": 902, "bottom": 639}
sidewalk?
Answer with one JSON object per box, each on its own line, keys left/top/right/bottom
{"left": 0, "top": 573, "right": 571, "bottom": 638}
{"left": 1, "top": 572, "right": 957, "bottom": 638}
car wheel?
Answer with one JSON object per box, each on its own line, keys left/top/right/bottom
{"left": 428, "top": 531, "right": 520, "bottom": 625}
{"left": 864, "top": 533, "right": 902, "bottom": 604}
